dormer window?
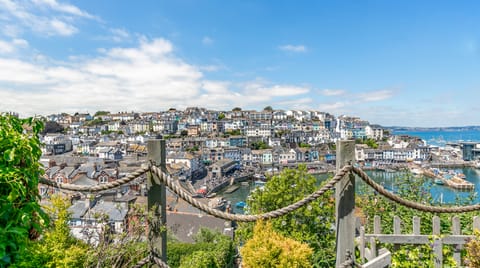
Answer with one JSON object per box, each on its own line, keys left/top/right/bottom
{"left": 99, "top": 175, "right": 108, "bottom": 184}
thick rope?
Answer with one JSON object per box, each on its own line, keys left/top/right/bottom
{"left": 352, "top": 166, "right": 480, "bottom": 213}
{"left": 38, "top": 165, "right": 149, "bottom": 192}
{"left": 131, "top": 256, "right": 150, "bottom": 268}
{"left": 152, "top": 256, "right": 170, "bottom": 268}
{"left": 149, "top": 165, "right": 352, "bottom": 222}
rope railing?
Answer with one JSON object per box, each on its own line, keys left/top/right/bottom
{"left": 39, "top": 165, "right": 149, "bottom": 192}
{"left": 39, "top": 164, "right": 480, "bottom": 217}
{"left": 352, "top": 166, "right": 480, "bottom": 213}
{"left": 149, "top": 165, "right": 350, "bottom": 222}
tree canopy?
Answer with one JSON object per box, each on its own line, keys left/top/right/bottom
{"left": 236, "top": 165, "right": 336, "bottom": 266}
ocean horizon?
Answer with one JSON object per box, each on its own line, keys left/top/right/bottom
{"left": 394, "top": 129, "right": 480, "bottom": 147}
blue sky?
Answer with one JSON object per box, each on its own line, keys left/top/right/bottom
{"left": 0, "top": 0, "right": 479, "bottom": 127}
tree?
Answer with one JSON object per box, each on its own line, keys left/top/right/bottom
{"left": 0, "top": 114, "right": 48, "bottom": 266}
{"left": 180, "top": 130, "right": 188, "bottom": 137}
{"left": 236, "top": 165, "right": 336, "bottom": 266}
{"left": 232, "top": 107, "right": 242, "bottom": 112}
{"left": 263, "top": 106, "right": 273, "bottom": 111}
{"left": 218, "top": 113, "right": 226, "bottom": 120}
{"left": 240, "top": 221, "right": 313, "bottom": 268}
{"left": 94, "top": 111, "right": 110, "bottom": 117}
{"left": 41, "top": 121, "right": 64, "bottom": 134}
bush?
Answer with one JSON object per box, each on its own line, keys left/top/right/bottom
{"left": 240, "top": 221, "right": 313, "bottom": 268}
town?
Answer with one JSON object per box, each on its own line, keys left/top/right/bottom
{"left": 27, "top": 106, "right": 480, "bottom": 245}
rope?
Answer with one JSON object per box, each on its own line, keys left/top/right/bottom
{"left": 152, "top": 256, "right": 170, "bottom": 268}
{"left": 352, "top": 166, "right": 480, "bottom": 213}
{"left": 131, "top": 256, "right": 150, "bottom": 268}
{"left": 149, "top": 165, "right": 352, "bottom": 222}
{"left": 38, "top": 165, "right": 149, "bottom": 192}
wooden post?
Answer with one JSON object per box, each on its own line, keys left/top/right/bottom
{"left": 147, "top": 139, "right": 167, "bottom": 263}
{"left": 335, "top": 140, "right": 355, "bottom": 267}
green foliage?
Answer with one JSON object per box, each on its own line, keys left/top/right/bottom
{"left": 355, "top": 138, "right": 378, "bottom": 149}
{"left": 232, "top": 107, "right": 242, "bottom": 112}
{"left": 41, "top": 121, "right": 64, "bottom": 134}
{"left": 250, "top": 141, "right": 270, "bottom": 150}
{"left": 180, "top": 130, "right": 188, "bottom": 136}
{"left": 179, "top": 251, "right": 217, "bottom": 268}
{"left": 465, "top": 230, "right": 480, "bottom": 267}
{"left": 218, "top": 113, "right": 226, "bottom": 120}
{"left": 237, "top": 165, "right": 336, "bottom": 266}
{"left": 226, "top": 129, "right": 242, "bottom": 136}
{"left": 263, "top": 106, "right": 273, "bottom": 111}
{"left": 298, "top": 142, "right": 311, "bottom": 148}
{"left": 240, "top": 221, "right": 313, "bottom": 268}
{"left": 168, "top": 228, "right": 235, "bottom": 268}
{"left": 186, "top": 145, "right": 199, "bottom": 152}
{"left": 94, "top": 111, "right": 110, "bottom": 117}
{"left": 84, "top": 118, "right": 104, "bottom": 126}
{"left": 0, "top": 114, "right": 48, "bottom": 266}
{"left": 12, "top": 196, "right": 88, "bottom": 268}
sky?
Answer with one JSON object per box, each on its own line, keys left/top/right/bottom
{"left": 0, "top": 0, "right": 479, "bottom": 127}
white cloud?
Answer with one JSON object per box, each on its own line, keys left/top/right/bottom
{"left": 319, "top": 102, "right": 348, "bottom": 111}
{"left": 320, "top": 89, "right": 345, "bottom": 96}
{"left": 0, "top": 0, "right": 95, "bottom": 37}
{"left": 358, "top": 89, "right": 395, "bottom": 102}
{"left": 0, "top": 36, "right": 317, "bottom": 116}
{"left": 109, "top": 28, "right": 130, "bottom": 42}
{"left": 0, "top": 38, "right": 28, "bottom": 54}
{"left": 243, "top": 80, "right": 310, "bottom": 97}
{"left": 279, "top": 44, "right": 307, "bottom": 53}
{"left": 31, "top": 0, "right": 96, "bottom": 19}
{"left": 202, "top": 36, "right": 213, "bottom": 45}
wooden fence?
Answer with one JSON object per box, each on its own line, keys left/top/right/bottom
{"left": 358, "top": 215, "right": 480, "bottom": 268}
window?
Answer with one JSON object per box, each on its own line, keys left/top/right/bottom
{"left": 99, "top": 175, "right": 108, "bottom": 184}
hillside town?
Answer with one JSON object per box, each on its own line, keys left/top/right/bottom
{"left": 34, "top": 107, "right": 478, "bottom": 243}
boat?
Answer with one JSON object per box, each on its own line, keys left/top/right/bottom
{"left": 235, "top": 201, "right": 246, "bottom": 208}
{"left": 208, "top": 197, "right": 226, "bottom": 211}
{"left": 241, "top": 181, "right": 249, "bottom": 186}
{"left": 434, "top": 178, "right": 445, "bottom": 185}
{"left": 206, "top": 192, "right": 217, "bottom": 198}
{"left": 254, "top": 180, "right": 266, "bottom": 188}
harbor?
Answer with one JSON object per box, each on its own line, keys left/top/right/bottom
{"left": 219, "top": 166, "right": 480, "bottom": 214}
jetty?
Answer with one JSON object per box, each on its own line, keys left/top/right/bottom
{"left": 422, "top": 167, "right": 474, "bottom": 191}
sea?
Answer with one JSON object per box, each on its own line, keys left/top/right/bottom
{"left": 394, "top": 129, "right": 480, "bottom": 147}
{"left": 221, "top": 129, "right": 480, "bottom": 214}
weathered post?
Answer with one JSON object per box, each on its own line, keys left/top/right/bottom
{"left": 335, "top": 140, "right": 355, "bottom": 267}
{"left": 147, "top": 139, "right": 167, "bottom": 263}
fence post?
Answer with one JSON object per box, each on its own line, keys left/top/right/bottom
{"left": 147, "top": 139, "right": 167, "bottom": 263}
{"left": 335, "top": 140, "right": 355, "bottom": 267}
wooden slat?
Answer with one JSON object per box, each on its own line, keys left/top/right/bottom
{"left": 473, "top": 216, "right": 480, "bottom": 231}
{"left": 362, "top": 249, "right": 391, "bottom": 268}
{"left": 413, "top": 216, "right": 420, "bottom": 235}
{"left": 374, "top": 215, "right": 381, "bottom": 234}
{"left": 452, "top": 216, "right": 461, "bottom": 266}
{"left": 364, "top": 234, "right": 473, "bottom": 245}
{"left": 370, "top": 237, "right": 377, "bottom": 259}
{"left": 360, "top": 226, "right": 365, "bottom": 262}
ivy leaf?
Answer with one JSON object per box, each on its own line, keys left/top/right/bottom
{"left": 3, "top": 149, "right": 14, "bottom": 162}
